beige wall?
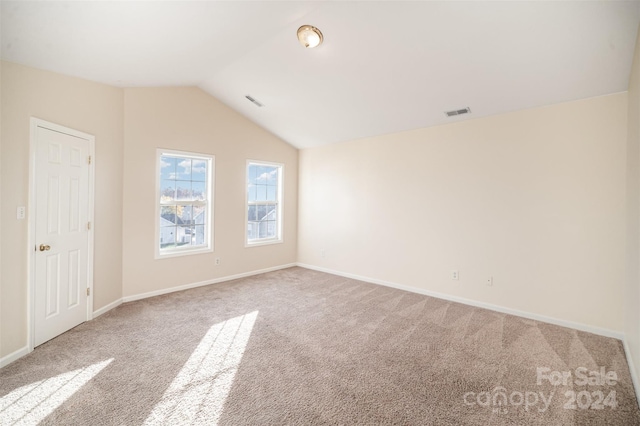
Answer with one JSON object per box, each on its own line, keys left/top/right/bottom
{"left": 122, "top": 87, "right": 297, "bottom": 297}
{"left": 0, "top": 58, "right": 634, "bottom": 373}
{"left": 0, "top": 65, "right": 297, "bottom": 361}
{"left": 627, "top": 27, "right": 640, "bottom": 387}
{"left": 0, "top": 61, "right": 124, "bottom": 358}
{"left": 299, "top": 93, "right": 628, "bottom": 332}
{"left": 0, "top": 56, "right": 3, "bottom": 359}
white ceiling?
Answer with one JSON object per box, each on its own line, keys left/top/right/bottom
{"left": 2, "top": 1, "right": 639, "bottom": 149}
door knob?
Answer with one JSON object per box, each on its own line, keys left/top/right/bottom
{"left": 39, "top": 244, "right": 50, "bottom": 251}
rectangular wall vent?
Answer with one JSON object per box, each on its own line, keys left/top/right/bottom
{"left": 245, "top": 95, "right": 264, "bottom": 107}
{"left": 445, "top": 107, "right": 471, "bottom": 117}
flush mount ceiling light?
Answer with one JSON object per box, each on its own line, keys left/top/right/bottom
{"left": 297, "top": 25, "right": 323, "bottom": 48}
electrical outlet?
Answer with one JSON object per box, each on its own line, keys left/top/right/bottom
{"left": 487, "top": 276, "right": 493, "bottom": 286}
{"left": 215, "top": 257, "right": 221, "bottom": 266}
{"left": 17, "top": 206, "right": 26, "bottom": 220}
{"left": 451, "top": 270, "right": 459, "bottom": 280}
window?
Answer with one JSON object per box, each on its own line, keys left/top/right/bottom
{"left": 246, "top": 161, "right": 283, "bottom": 246}
{"left": 156, "top": 149, "right": 214, "bottom": 258}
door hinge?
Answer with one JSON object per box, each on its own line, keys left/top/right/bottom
{"left": 88, "top": 155, "right": 92, "bottom": 165}
{"left": 87, "top": 221, "right": 91, "bottom": 230}
{"left": 87, "top": 288, "right": 90, "bottom": 296}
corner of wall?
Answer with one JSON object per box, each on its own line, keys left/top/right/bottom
{"left": 625, "top": 21, "right": 640, "bottom": 403}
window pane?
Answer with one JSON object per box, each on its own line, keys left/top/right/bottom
{"left": 249, "top": 164, "right": 258, "bottom": 185}
{"left": 267, "top": 185, "right": 277, "bottom": 201}
{"left": 192, "top": 181, "right": 206, "bottom": 201}
{"left": 246, "top": 162, "right": 281, "bottom": 244}
{"left": 176, "top": 181, "right": 191, "bottom": 200}
{"left": 159, "top": 151, "right": 213, "bottom": 255}
{"left": 247, "top": 221, "right": 259, "bottom": 240}
{"left": 247, "top": 205, "right": 257, "bottom": 221}
{"left": 266, "top": 221, "right": 277, "bottom": 238}
{"left": 160, "top": 226, "right": 176, "bottom": 248}
{"left": 185, "top": 226, "right": 195, "bottom": 245}
{"left": 193, "top": 205, "right": 206, "bottom": 225}
{"left": 256, "top": 185, "right": 268, "bottom": 201}
{"left": 160, "top": 156, "right": 177, "bottom": 180}
{"left": 265, "top": 167, "right": 277, "bottom": 184}
{"left": 192, "top": 160, "right": 206, "bottom": 181}
{"left": 194, "top": 225, "right": 205, "bottom": 245}
{"left": 177, "top": 159, "right": 192, "bottom": 180}
{"left": 255, "top": 166, "right": 267, "bottom": 183}
{"left": 177, "top": 205, "right": 193, "bottom": 224}
{"left": 160, "top": 206, "right": 177, "bottom": 225}
{"left": 257, "top": 205, "right": 268, "bottom": 221}
{"left": 248, "top": 185, "right": 257, "bottom": 202}
{"left": 258, "top": 221, "right": 268, "bottom": 238}
{"left": 176, "top": 225, "right": 191, "bottom": 246}
{"left": 161, "top": 180, "right": 176, "bottom": 202}
{"left": 265, "top": 204, "right": 277, "bottom": 221}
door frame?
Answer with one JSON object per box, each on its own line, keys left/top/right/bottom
{"left": 27, "top": 117, "right": 95, "bottom": 351}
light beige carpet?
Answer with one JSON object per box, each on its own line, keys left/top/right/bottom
{"left": 1, "top": 267, "right": 639, "bottom": 425}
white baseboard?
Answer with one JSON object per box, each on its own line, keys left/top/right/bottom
{"left": 1, "top": 263, "right": 296, "bottom": 369}
{"left": 0, "top": 345, "right": 30, "bottom": 369}
{"left": 93, "top": 298, "right": 123, "bottom": 318}
{"left": 122, "top": 263, "right": 297, "bottom": 303}
{"left": 296, "top": 263, "right": 624, "bottom": 340}
{"left": 299, "top": 262, "right": 639, "bottom": 405}
{"left": 623, "top": 338, "right": 640, "bottom": 409}
{"left": 300, "top": 261, "right": 640, "bottom": 406}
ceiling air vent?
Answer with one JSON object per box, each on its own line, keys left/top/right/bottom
{"left": 245, "top": 95, "right": 264, "bottom": 107}
{"left": 445, "top": 107, "right": 471, "bottom": 117}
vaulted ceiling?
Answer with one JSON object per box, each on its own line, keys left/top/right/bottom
{"left": 2, "top": 1, "right": 639, "bottom": 148}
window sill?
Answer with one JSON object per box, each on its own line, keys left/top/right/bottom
{"left": 155, "top": 246, "right": 213, "bottom": 260}
{"left": 245, "top": 238, "right": 283, "bottom": 248}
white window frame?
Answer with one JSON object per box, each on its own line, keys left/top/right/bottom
{"left": 155, "top": 148, "right": 215, "bottom": 259}
{"left": 245, "top": 160, "right": 284, "bottom": 247}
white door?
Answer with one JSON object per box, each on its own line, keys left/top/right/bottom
{"left": 33, "top": 122, "right": 92, "bottom": 347}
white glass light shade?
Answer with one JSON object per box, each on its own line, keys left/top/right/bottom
{"left": 297, "top": 25, "right": 323, "bottom": 48}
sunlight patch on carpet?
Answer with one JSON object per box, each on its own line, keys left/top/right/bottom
{"left": 144, "top": 311, "right": 259, "bottom": 425}
{"left": 0, "top": 358, "right": 113, "bottom": 425}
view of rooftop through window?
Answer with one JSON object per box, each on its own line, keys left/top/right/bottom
{"left": 159, "top": 153, "right": 210, "bottom": 253}
{"left": 247, "top": 162, "right": 282, "bottom": 243}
